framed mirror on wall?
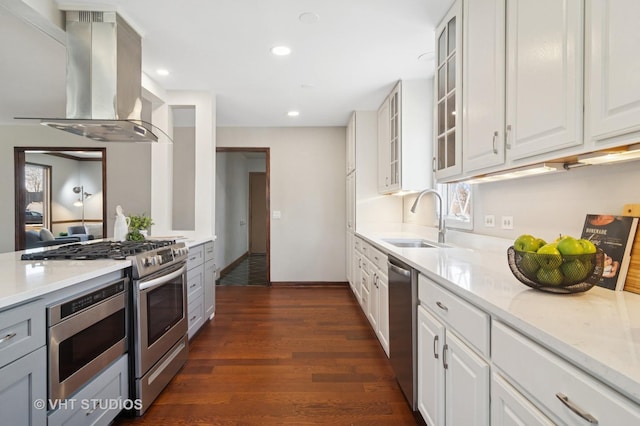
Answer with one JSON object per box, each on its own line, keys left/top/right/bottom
{"left": 14, "top": 147, "right": 107, "bottom": 250}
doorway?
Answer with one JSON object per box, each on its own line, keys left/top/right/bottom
{"left": 215, "top": 148, "right": 270, "bottom": 286}
{"left": 14, "top": 147, "right": 106, "bottom": 250}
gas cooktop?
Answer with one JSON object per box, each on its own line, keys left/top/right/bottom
{"left": 21, "top": 240, "right": 177, "bottom": 261}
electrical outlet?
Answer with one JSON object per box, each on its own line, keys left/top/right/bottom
{"left": 501, "top": 216, "right": 514, "bottom": 230}
{"left": 484, "top": 215, "right": 495, "bottom": 227}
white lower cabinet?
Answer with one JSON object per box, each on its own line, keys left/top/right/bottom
{"left": 187, "top": 241, "right": 216, "bottom": 338}
{"left": 417, "top": 274, "right": 640, "bottom": 426}
{"left": 492, "top": 321, "right": 640, "bottom": 425}
{"left": 491, "top": 372, "right": 554, "bottom": 426}
{"left": 0, "top": 346, "right": 46, "bottom": 426}
{"left": 417, "top": 304, "right": 489, "bottom": 426}
{"left": 352, "top": 237, "right": 389, "bottom": 357}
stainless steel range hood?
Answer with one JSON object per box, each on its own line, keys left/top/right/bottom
{"left": 19, "top": 11, "right": 165, "bottom": 142}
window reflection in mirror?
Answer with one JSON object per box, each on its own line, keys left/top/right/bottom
{"left": 15, "top": 148, "right": 106, "bottom": 250}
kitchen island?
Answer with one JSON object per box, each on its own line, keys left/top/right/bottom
{"left": 355, "top": 225, "right": 640, "bottom": 424}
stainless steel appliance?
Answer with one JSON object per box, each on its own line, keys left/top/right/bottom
{"left": 388, "top": 256, "right": 418, "bottom": 411}
{"left": 130, "top": 242, "right": 189, "bottom": 415}
{"left": 47, "top": 278, "right": 128, "bottom": 403}
{"left": 26, "top": 239, "right": 189, "bottom": 416}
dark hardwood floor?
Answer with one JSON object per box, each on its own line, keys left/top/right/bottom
{"left": 116, "top": 285, "right": 421, "bottom": 425}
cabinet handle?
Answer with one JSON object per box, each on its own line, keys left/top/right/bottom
{"left": 385, "top": 177, "right": 389, "bottom": 187}
{"left": 190, "top": 283, "right": 197, "bottom": 288}
{"left": 85, "top": 404, "right": 98, "bottom": 416}
{"left": 0, "top": 332, "right": 17, "bottom": 344}
{"left": 358, "top": 259, "right": 362, "bottom": 268}
{"left": 442, "top": 343, "right": 449, "bottom": 369}
{"left": 506, "top": 124, "right": 512, "bottom": 149}
{"left": 556, "top": 393, "right": 598, "bottom": 424}
{"left": 492, "top": 131, "right": 499, "bottom": 154}
{"left": 433, "top": 335, "right": 439, "bottom": 359}
{"left": 436, "top": 301, "right": 448, "bottom": 312}
{"left": 432, "top": 156, "right": 436, "bottom": 173}
{"left": 190, "top": 315, "right": 197, "bottom": 321}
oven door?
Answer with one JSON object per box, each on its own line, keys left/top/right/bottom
{"left": 134, "top": 262, "right": 188, "bottom": 376}
{"left": 48, "top": 289, "right": 127, "bottom": 401}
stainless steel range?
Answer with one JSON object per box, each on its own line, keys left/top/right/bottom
{"left": 22, "top": 239, "right": 190, "bottom": 416}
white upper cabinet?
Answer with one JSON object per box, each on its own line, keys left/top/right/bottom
{"left": 462, "top": 0, "right": 506, "bottom": 174}
{"left": 377, "top": 96, "right": 391, "bottom": 193}
{"left": 378, "top": 80, "right": 433, "bottom": 194}
{"left": 586, "top": 0, "right": 640, "bottom": 148}
{"left": 434, "top": 2, "right": 463, "bottom": 181}
{"left": 505, "top": 0, "right": 584, "bottom": 160}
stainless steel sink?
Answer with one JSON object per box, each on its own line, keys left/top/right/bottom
{"left": 381, "top": 238, "right": 447, "bottom": 248}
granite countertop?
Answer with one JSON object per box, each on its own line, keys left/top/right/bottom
{"left": 356, "top": 225, "right": 640, "bottom": 406}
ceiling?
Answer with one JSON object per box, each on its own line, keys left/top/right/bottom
{"left": 1, "top": 0, "right": 453, "bottom": 128}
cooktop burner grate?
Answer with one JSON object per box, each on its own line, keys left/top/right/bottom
{"left": 21, "top": 240, "right": 176, "bottom": 261}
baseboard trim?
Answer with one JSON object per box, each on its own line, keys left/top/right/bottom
{"left": 219, "top": 252, "right": 249, "bottom": 278}
{"left": 270, "top": 281, "right": 349, "bottom": 288}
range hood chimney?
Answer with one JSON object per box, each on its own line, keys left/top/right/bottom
{"left": 21, "top": 10, "right": 164, "bottom": 142}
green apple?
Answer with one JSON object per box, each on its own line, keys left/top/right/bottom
{"left": 577, "top": 238, "right": 598, "bottom": 262}
{"left": 519, "top": 252, "right": 540, "bottom": 277}
{"left": 556, "top": 236, "right": 584, "bottom": 256}
{"left": 578, "top": 239, "right": 597, "bottom": 254}
{"left": 514, "top": 234, "right": 543, "bottom": 252}
{"left": 535, "top": 238, "right": 547, "bottom": 248}
{"left": 536, "top": 267, "right": 564, "bottom": 286}
{"left": 536, "top": 244, "right": 563, "bottom": 269}
{"left": 561, "top": 259, "right": 589, "bottom": 283}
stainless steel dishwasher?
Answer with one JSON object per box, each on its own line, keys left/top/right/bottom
{"left": 388, "top": 255, "right": 418, "bottom": 411}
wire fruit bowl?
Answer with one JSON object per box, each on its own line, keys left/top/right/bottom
{"left": 507, "top": 246, "right": 604, "bottom": 294}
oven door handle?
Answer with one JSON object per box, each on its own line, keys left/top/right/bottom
{"left": 139, "top": 266, "right": 186, "bottom": 291}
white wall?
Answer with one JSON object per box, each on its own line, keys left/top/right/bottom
{"left": 217, "top": 127, "right": 346, "bottom": 282}
{"left": 0, "top": 125, "right": 151, "bottom": 252}
{"left": 215, "top": 152, "right": 250, "bottom": 271}
{"left": 404, "top": 160, "right": 640, "bottom": 243}
{"left": 151, "top": 91, "right": 216, "bottom": 238}
{"left": 471, "top": 160, "right": 640, "bottom": 241}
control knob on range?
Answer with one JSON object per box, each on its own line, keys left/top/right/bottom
{"left": 143, "top": 256, "right": 158, "bottom": 267}
{"left": 173, "top": 247, "right": 188, "bottom": 258}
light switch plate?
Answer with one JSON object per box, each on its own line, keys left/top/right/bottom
{"left": 272, "top": 210, "right": 281, "bottom": 220}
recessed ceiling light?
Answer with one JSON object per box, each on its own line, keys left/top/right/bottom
{"left": 299, "top": 12, "right": 320, "bottom": 24}
{"left": 287, "top": 111, "right": 300, "bottom": 117}
{"left": 156, "top": 69, "right": 170, "bottom": 76}
{"left": 270, "top": 46, "right": 291, "bottom": 56}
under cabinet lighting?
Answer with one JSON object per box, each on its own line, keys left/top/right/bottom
{"left": 577, "top": 143, "right": 640, "bottom": 165}
{"left": 466, "top": 163, "right": 565, "bottom": 184}
{"left": 271, "top": 46, "right": 291, "bottom": 56}
{"left": 287, "top": 110, "right": 300, "bottom": 117}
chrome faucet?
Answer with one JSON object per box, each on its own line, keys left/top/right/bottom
{"left": 410, "top": 189, "right": 446, "bottom": 244}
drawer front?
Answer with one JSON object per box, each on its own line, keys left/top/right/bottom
{"left": 187, "top": 244, "right": 204, "bottom": 269}
{"left": 492, "top": 321, "right": 640, "bottom": 425}
{"left": 187, "top": 264, "right": 204, "bottom": 299}
{"left": 48, "top": 355, "right": 128, "bottom": 426}
{"left": 204, "top": 241, "right": 214, "bottom": 263}
{"left": 354, "top": 237, "right": 362, "bottom": 252}
{"left": 187, "top": 294, "right": 204, "bottom": 339}
{"left": 368, "top": 246, "right": 388, "bottom": 271}
{"left": 0, "top": 299, "right": 45, "bottom": 369}
{"left": 418, "top": 274, "right": 489, "bottom": 357}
